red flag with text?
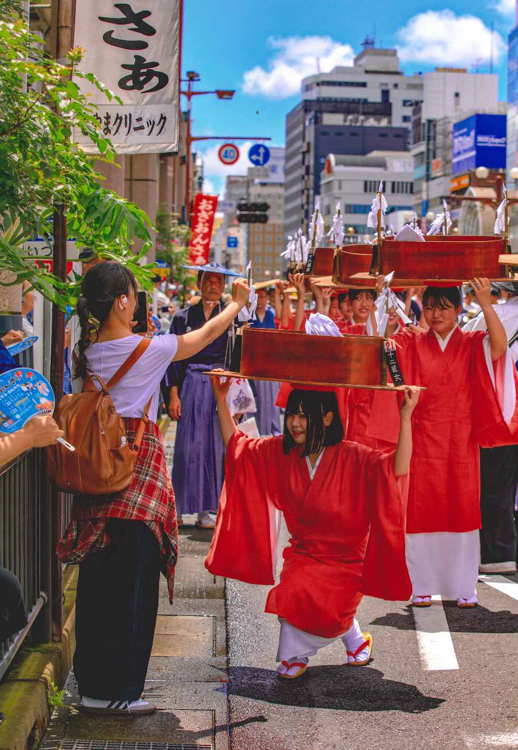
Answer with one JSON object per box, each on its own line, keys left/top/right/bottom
{"left": 189, "top": 194, "right": 218, "bottom": 266}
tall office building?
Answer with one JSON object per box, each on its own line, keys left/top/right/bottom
{"left": 284, "top": 47, "right": 424, "bottom": 237}
{"left": 410, "top": 69, "right": 501, "bottom": 221}
{"left": 508, "top": 4, "right": 518, "bottom": 175}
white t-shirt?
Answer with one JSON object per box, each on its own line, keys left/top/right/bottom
{"left": 73, "top": 334, "right": 178, "bottom": 422}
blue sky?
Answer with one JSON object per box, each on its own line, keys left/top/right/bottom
{"left": 183, "top": 0, "right": 516, "bottom": 195}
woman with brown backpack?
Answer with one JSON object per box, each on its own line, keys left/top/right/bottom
{"left": 55, "top": 261, "right": 250, "bottom": 716}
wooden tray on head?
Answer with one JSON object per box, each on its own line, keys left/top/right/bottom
{"left": 366, "top": 235, "right": 513, "bottom": 286}
{"left": 311, "top": 246, "right": 373, "bottom": 289}
{"left": 205, "top": 327, "right": 423, "bottom": 391}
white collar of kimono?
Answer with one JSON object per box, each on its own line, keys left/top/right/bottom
{"left": 306, "top": 449, "right": 325, "bottom": 481}
{"left": 433, "top": 323, "right": 458, "bottom": 352}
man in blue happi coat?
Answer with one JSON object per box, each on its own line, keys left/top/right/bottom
{"left": 163, "top": 262, "right": 240, "bottom": 529}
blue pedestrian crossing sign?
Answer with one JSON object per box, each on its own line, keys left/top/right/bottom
{"left": 248, "top": 144, "right": 270, "bottom": 167}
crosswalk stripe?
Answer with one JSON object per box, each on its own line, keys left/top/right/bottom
{"left": 412, "top": 595, "right": 459, "bottom": 671}
{"left": 479, "top": 574, "right": 518, "bottom": 602}
{"left": 464, "top": 731, "right": 518, "bottom": 747}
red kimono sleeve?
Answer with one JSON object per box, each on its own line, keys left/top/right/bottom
{"left": 205, "top": 432, "right": 282, "bottom": 585}
{"left": 360, "top": 449, "right": 412, "bottom": 601}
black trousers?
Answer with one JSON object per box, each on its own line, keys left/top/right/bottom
{"left": 74, "top": 519, "right": 161, "bottom": 702}
{"left": 0, "top": 567, "right": 27, "bottom": 642}
{"left": 479, "top": 446, "right": 518, "bottom": 564}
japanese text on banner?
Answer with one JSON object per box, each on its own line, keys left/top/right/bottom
{"left": 73, "top": 0, "right": 180, "bottom": 154}
{"left": 189, "top": 195, "right": 219, "bottom": 266}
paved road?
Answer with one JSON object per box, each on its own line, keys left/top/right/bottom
{"left": 226, "top": 525, "right": 518, "bottom": 750}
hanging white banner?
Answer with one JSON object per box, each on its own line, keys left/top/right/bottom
{"left": 73, "top": 0, "right": 180, "bottom": 154}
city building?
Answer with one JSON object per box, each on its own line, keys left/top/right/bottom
{"left": 410, "top": 68, "right": 502, "bottom": 222}
{"left": 285, "top": 46, "right": 423, "bottom": 237}
{"left": 320, "top": 152, "right": 414, "bottom": 242}
{"left": 247, "top": 181, "right": 285, "bottom": 280}
{"left": 220, "top": 175, "right": 249, "bottom": 273}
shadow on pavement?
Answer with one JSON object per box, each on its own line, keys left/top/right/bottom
{"left": 227, "top": 665, "right": 445, "bottom": 713}
{"left": 372, "top": 605, "right": 518, "bottom": 634}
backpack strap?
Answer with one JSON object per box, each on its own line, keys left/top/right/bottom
{"left": 131, "top": 395, "right": 153, "bottom": 454}
{"left": 107, "top": 338, "right": 151, "bottom": 389}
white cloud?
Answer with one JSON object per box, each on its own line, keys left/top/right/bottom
{"left": 198, "top": 141, "right": 254, "bottom": 200}
{"left": 397, "top": 10, "right": 505, "bottom": 67}
{"left": 242, "top": 35, "right": 355, "bottom": 100}
{"left": 202, "top": 177, "right": 218, "bottom": 196}
{"left": 494, "top": 0, "right": 514, "bottom": 16}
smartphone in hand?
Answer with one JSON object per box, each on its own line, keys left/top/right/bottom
{"left": 132, "top": 291, "right": 149, "bottom": 334}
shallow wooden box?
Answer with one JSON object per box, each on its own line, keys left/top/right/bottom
{"left": 240, "top": 327, "right": 384, "bottom": 387}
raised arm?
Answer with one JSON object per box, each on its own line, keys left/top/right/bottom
{"left": 211, "top": 372, "right": 237, "bottom": 447}
{"left": 273, "top": 280, "right": 285, "bottom": 320}
{"left": 471, "top": 277, "right": 507, "bottom": 360}
{"left": 292, "top": 272, "right": 306, "bottom": 331}
{"left": 279, "top": 285, "right": 292, "bottom": 329}
{"left": 394, "top": 387, "right": 420, "bottom": 477}
{"left": 173, "top": 279, "right": 250, "bottom": 361}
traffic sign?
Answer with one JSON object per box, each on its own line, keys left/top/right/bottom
{"left": 227, "top": 237, "right": 238, "bottom": 249}
{"left": 218, "top": 143, "right": 240, "bottom": 165}
{"left": 248, "top": 144, "right": 270, "bottom": 167}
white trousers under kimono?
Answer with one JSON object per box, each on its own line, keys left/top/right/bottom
{"left": 406, "top": 531, "right": 479, "bottom": 600}
{"left": 277, "top": 618, "right": 351, "bottom": 662}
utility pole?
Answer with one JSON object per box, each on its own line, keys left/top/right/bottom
{"left": 48, "top": 0, "right": 75, "bottom": 643}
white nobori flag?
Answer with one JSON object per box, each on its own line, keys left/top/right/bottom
{"left": 327, "top": 201, "right": 345, "bottom": 246}
{"left": 494, "top": 184, "right": 507, "bottom": 235}
{"left": 308, "top": 198, "right": 325, "bottom": 246}
{"left": 374, "top": 271, "right": 411, "bottom": 338}
{"left": 367, "top": 182, "right": 388, "bottom": 229}
{"left": 281, "top": 234, "right": 296, "bottom": 263}
{"left": 238, "top": 261, "right": 257, "bottom": 322}
{"left": 427, "top": 200, "right": 452, "bottom": 236}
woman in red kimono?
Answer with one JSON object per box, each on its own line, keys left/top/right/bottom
{"left": 385, "top": 279, "right": 518, "bottom": 608}
{"left": 206, "top": 377, "right": 420, "bottom": 679}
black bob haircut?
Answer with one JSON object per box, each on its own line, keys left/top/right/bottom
{"left": 348, "top": 288, "right": 377, "bottom": 303}
{"left": 283, "top": 389, "right": 344, "bottom": 457}
{"left": 422, "top": 286, "right": 461, "bottom": 310}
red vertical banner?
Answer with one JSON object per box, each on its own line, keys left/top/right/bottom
{"left": 188, "top": 194, "right": 218, "bottom": 265}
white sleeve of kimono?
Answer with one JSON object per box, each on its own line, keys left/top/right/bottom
{"left": 482, "top": 336, "right": 516, "bottom": 425}
{"left": 268, "top": 503, "right": 282, "bottom": 579}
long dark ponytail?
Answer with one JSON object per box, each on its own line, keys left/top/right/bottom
{"left": 74, "top": 261, "right": 138, "bottom": 380}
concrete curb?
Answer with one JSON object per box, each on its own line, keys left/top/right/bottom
{"left": 0, "top": 565, "right": 78, "bottom": 750}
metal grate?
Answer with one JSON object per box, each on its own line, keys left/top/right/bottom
{"left": 41, "top": 742, "right": 212, "bottom": 750}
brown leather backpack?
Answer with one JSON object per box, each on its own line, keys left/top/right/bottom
{"left": 47, "top": 338, "right": 152, "bottom": 495}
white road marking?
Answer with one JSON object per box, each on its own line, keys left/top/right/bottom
{"left": 464, "top": 731, "right": 518, "bottom": 748}
{"left": 412, "top": 595, "right": 459, "bottom": 671}
{"left": 479, "top": 574, "right": 518, "bottom": 602}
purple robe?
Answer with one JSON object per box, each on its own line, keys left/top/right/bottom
{"left": 163, "top": 303, "right": 229, "bottom": 514}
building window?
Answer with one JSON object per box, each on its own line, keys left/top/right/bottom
{"left": 344, "top": 204, "right": 372, "bottom": 214}
{"left": 364, "top": 180, "right": 378, "bottom": 193}
{"left": 265, "top": 255, "right": 272, "bottom": 263}
{"left": 381, "top": 89, "right": 390, "bottom": 102}
{"left": 379, "top": 133, "right": 388, "bottom": 138}
{"left": 390, "top": 182, "right": 414, "bottom": 195}
{"left": 266, "top": 246, "right": 272, "bottom": 252}
{"left": 402, "top": 116, "right": 411, "bottom": 123}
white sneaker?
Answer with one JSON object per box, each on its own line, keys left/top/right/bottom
{"left": 479, "top": 561, "right": 516, "bottom": 575}
{"left": 81, "top": 696, "right": 156, "bottom": 715}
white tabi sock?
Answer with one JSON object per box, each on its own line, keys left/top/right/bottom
{"left": 342, "top": 618, "right": 370, "bottom": 663}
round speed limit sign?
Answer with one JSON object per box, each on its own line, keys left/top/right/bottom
{"left": 218, "top": 143, "right": 240, "bottom": 165}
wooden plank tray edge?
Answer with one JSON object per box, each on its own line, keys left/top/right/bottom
{"left": 203, "top": 370, "right": 426, "bottom": 391}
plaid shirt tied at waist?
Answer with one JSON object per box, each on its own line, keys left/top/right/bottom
{"left": 57, "top": 418, "right": 178, "bottom": 603}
